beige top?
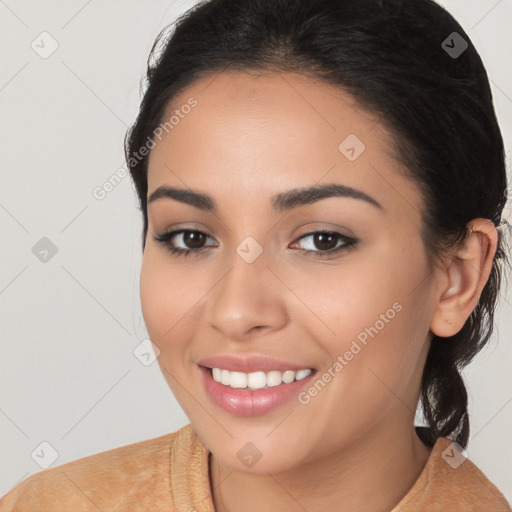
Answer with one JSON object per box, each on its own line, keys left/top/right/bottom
{"left": 1, "top": 423, "right": 510, "bottom": 511}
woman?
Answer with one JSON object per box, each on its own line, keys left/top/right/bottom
{"left": 2, "top": 0, "right": 510, "bottom": 510}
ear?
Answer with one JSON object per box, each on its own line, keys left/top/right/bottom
{"left": 430, "top": 218, "right": 498, "bottom": 338}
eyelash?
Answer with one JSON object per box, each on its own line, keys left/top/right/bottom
{"left": 153, "top": 229, "right": 358, "bottom": 259}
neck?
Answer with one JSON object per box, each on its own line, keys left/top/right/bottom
{"left": 209, "top": 420, "right": 432, "bottom": 512}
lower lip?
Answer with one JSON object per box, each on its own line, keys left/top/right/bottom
{"left": 199, "top": 365, "right": 316, "bottom": 416}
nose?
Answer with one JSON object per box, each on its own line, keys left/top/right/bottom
{"left": 203, "top": 246, "right": 288, "bottom": 341}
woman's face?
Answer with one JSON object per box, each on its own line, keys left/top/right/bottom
{"left": 141, "top": 70, "right": 438, "bottom": 474}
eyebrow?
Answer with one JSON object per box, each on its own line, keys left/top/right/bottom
{"left": 147, "top": 183, "right": 384, "bottom": 213}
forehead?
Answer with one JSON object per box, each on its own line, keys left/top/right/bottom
{"left": 146, "top": 70, "right": 423, "bottom": 221}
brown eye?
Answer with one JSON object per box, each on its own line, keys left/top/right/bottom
{"left": 153, "top": 229, "right": 217, "bottom": 258}
{"left": 181, "top": 231, "right": 207, "bottom": 249}
{"left": 313, "top": 232, "right": 338, "bottom": 251}
{"left": 293, "top": 231, "right": 358, "bottom": 256}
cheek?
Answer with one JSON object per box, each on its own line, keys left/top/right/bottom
{"left": 281, "top": 249, "right": 401, "bottom": 343}
{"left": 139, "top": 249, "right": 206, "bottom": 358}
{"left": 139, "top": 250, "right": 187, "bottom": 345}
{"left": 320, "top": 267, "right": 431, "bottom": 421}
{"left": 139, "top": 252, "right": 194, "bottom": 398}
{"left": 139, "top": 251, "right": 165, "bottom": 339}
{"left": 314, "top": 238, "right": 429, "bottom": 340}
{"left": 300, "top": 243, "right": 430, "bottom": 388}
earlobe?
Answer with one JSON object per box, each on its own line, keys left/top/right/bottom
{"left": 430, "top": 218, "right": 498, "bottom": 338}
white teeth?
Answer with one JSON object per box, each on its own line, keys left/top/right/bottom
{"left": 229, "top": 371, "right": 247, "bottom": 388}
{"left": 282, "top": 370, "right": 296, "bottom": 383}
{"left": 210, "top": 367, "right": 313, "bottom": 389}
{"left": 212, "top": 368, "right": 222, "bottom": 382}
{"left": 266, "top": 370, "right": 282, "bottom": 387}
{"left": 248, "top": 371, "right": 267, "bottom": 389}
{"left": 221, "top": 369, "right": 230, "bottom": 386}
{"left": 295, "top": 369, "right": 312, "bottom": 381}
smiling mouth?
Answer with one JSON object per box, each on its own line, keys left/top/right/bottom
{"left": 198, "top": 360, "right": 318, "bottom": 416}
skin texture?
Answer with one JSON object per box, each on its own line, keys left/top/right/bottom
{"left": 140, "top": 70, "right": 498, "bottom": 512}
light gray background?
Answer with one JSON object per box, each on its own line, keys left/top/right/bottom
{"left": 1, "top": 0, "right": 511, "bottom": 502}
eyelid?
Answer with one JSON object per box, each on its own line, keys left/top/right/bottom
{"left": 155, "top": 221, "right": 354, "bottom": 242}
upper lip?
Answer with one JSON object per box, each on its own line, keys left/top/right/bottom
{"left": 197, "top": 354, "right": 316, "bottom": 373}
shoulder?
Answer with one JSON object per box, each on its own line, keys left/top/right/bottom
{"left": 393, "top": 437, "right": 511, "bottom": 511}
{"left": 0, "top": 424, "right": 195, "bottom": 511}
